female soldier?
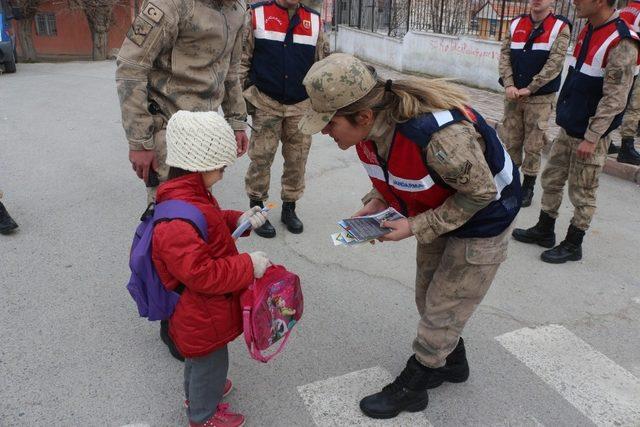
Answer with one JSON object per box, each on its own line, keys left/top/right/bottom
{"left": 298, "top": 54, "right": 521, "bottom": 419}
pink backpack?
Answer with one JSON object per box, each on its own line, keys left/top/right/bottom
{"left": 241, "top": 265, "right": 303, "bottom": 363}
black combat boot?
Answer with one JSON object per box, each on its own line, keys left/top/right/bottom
{"left": 160, "top": 319, "right": 184, "bottom": 362}
{"left": 424, "top": 337, "right": 470, "bottom": 389}
{"left": 617, "top": 138, "right": 640, "bottom": 166}
{"left": 512, "top": 210, "right": 556, "bottom": 248}
{"left": 250, "top": 200, "right": 276, "bottom": 238}
{"left": 608, "top": 142, "right": 619, "bottom": 155}
{"left": 281, "top": 201, "right": 303, "bottom": 234}
{"left": 520, "top": 175, "right": 536, "bottom": 208}
{"left": 0, "top": 201, "right": 18, "bottom": 235}
{"left": 359, "top": 355, "right": 430, "bottom": 419}
{"left": 541, "top": 224, "right": 584, "bottom": 264}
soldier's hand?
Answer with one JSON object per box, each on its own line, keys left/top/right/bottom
{"left": 378, "top": 218, "right": 413, "bottom": 242}
{"left": 517, "top": 88, "right": 532, "bottom": 98}
{"left": 505, "top": 86, "right": 520, "bottom": 100}
{"left": 352, "top": 198, "right": 388, "bottom": 218}
{"left": 576, "top": 140, "right": 597, "bottom": 160}
{"left": 129, "top": 149, "right": 158, "bottom": 183}
{"left": 235, "top": 130, "right": 249, "bottom": 157}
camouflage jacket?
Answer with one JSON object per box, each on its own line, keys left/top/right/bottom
{"left": 584, "top": 38, "right": 639, "bottom": 143}
{"left": 361, "top": 114, "right": 498, "bottom": 245}
{"left": 116, "top": 0, "right": 247, "bottom": 151}
{"left": 499, "top": 20, "right": 571, "bottom": 97}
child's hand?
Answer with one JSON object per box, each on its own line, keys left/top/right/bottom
{"left": 249, "top": 251, "right": 270, "bottom": 278}
{"left": 238, "top": 206, "right": 268, "bottom": 230}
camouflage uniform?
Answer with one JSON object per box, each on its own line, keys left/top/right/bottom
{"left": 498, "top": 23, "right": 571, "bottom": 176}
{"left": 240, "top": 7, "right": 330, "bottom": 202}
{"left": 116, "top": 0, "right": 247, "bottom": 203}
{"left": 361, "top": 116, "right": 510, "bottom": 368}
{"left": 541, "top": 38, "right": 638, "bottom": 231}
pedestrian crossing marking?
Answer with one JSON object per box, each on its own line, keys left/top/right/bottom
{"left": 298, "top": 367, "right": 432, "bottom": 426}
{"left": 496, "top": 324, "right": 640, "bottom": 426}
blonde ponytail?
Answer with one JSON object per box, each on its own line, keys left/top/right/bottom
{"left": 336, "top": 73, "right": 471, "bottom": 123}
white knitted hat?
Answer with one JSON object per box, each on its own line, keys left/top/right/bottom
{"left": 165, "top": 111, "right": 237, "bottom": 172}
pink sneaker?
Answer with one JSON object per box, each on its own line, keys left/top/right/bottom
{"left": 184, "top": 379, "right": 233, "bottom": 408}
{"left": 189, "top": 403, "right": 245, "bottom": 427}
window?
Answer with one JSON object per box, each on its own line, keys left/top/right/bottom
{"left": 489, "top": 19, "right": 497, "bottom": 36}
{"left": 35, "top": 13, "right": 57, "bottom": 37}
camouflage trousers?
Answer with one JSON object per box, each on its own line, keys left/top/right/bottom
{"left": 413, "top": 226, "right": 510, "bottom": 368}
{"left": 145, "top": 114, "right": 170, "bottom": 204}
{"left": 541, "top": 129, "right": 610, "bottom": 231}
{"left": 620, "top": 77, "right": 640, "bottom": 139}
{"left": 499, "top": 95, "right": 554, "bottom": 176}
{"left": 245, "top": 108, "right": 312, "bottom": 202}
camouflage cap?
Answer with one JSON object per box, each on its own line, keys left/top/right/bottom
{"left": 299, "top": 53, "right": 377, "bottom": 135}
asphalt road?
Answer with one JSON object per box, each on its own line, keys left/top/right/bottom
{"left": 1, "top": 62, "right": 639, "bottom": 427}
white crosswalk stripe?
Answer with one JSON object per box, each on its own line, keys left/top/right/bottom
{"left": 298, "top": 367, "right": 432, "bottom": 426}
{"left": 496, "top": 324, "right": 640, "bottom": 426}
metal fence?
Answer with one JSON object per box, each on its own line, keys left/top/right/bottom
{"left": 333, "top": 0, "right": 630, "bottom": 44}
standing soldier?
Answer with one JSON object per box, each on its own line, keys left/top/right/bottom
{"left": 116, "top": 0, "right": 249, "bottom": 361}
{"left": 498, "top": 0, "right": 571, "bottom": 207}
{"left": 616, "top": 0, "right": 640, "bottom": 165}
{"left": 240, "top": 0, "right": 329, "bottom": 238}
{"left": 513, "top": 0, "right": 639, "bottom": 264}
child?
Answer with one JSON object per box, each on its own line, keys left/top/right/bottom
{"left": 151, "top": 110, "right": 270, "bottom": 427}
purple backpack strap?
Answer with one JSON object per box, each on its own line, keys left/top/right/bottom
{"left": 153, "top": 200, "right": 208, "bottom": 241}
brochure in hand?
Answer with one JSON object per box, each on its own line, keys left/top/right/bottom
{"left": 331, "top": 207, "right": 406, "bottom": 246}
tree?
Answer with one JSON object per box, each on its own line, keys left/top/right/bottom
{"left": 12, "top": 0, "right": 41, "bottom": 61}
{"left": 74, "top": 0, "right": 117, "bottom": 60}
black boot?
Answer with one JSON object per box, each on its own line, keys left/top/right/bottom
{"left": 250, "top": 200, "right": 276, "bottom": 238}
{"left": 617, "top": 138, "right": 640, "bottom": 166}
{"left": 160, "top": 319, "right": 184, "bottom": 362}
{"left": 281, "top": 201, "right": 303, "bottom": 234}
{"left": 520, "top": 175, "right": 536, "bottom": 208}
{"left": 541, "top": 225, "right": 584, "bottom": 264}
{"left": 608, "top": 142, "right": 619, "bottom": 155}
{"left": 424, "top": 337, "right": 470, "bottom": 389}
{"left": 359, "top": 355, "right": 430, "bottom": 419}
{"left": 0, "top": 201, "right": 18, "bottom": 235}
{"left": 512, "top": 210, "right": 556, "bottom": 248}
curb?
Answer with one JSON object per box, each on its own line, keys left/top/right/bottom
{"left": 487, "top": 118, "right": 640, "bottom": 185}
{"left": 603, "top": 157, "right": 640, "bottom": 184}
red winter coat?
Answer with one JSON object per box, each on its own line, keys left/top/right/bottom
{"left": 151, "top": 173, "right": 254, "bottom": 358}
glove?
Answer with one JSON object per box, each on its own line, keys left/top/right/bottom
{"left": 249, "top": 251, "right": 270, "bottom": 278}
{"left": 238, "top": 206, "right": 268, "bottom": 230}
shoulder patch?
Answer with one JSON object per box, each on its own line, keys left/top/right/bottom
{"left": 142, "top": 2, "right": 164, "bottom": 23}
{"left": 442, "top": 160, "right": 473, "bottom": 186}
{"left": 127, "top": 16, "right": 154, "bottom": 47}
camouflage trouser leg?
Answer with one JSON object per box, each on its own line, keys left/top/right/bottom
{"left": 413, "top": 227, "right": 510, "bottom": 368}
{"left": 280, "top": 115, "right": 312, "bottom": 202}
{"left": 521, "top": 100, "right": 552, "bottom": 176}
{"left": 245, "top": 109, "right": 283, "bottom": 202}
{"left": 500, "top": 99, "right": 552, "bottom": 176}
{"left": 499, "top": 100, "right": 525, "bottom": 169}
{"left": 541, "top": 129, "right": 609, "bottom": 230}
{"left": 620, "top": 77, "right": 640, "bottom": 139}
{"left": 145, "top": 115, "right": 170, "bottom": 205}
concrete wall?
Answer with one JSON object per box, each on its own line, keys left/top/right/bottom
{"left": 334, "top": 25, "right": 573, "bottom": 92}
{"left": 331, "top": 26, "right": 403, "bottom": 72}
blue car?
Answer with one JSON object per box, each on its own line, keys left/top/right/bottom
{"left": 0, "top": 9, "right": 16, "bottom": 73}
